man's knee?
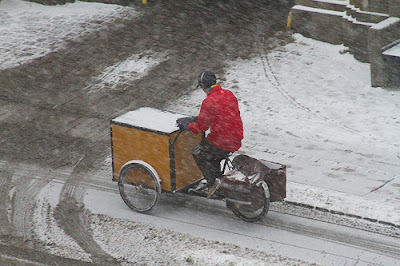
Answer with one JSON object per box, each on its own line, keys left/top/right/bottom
{"left": 192, "top": 139, "right": 209, "bottom": 159}
{"left": 192, "top": 143, "right": 203, "bottom": 165}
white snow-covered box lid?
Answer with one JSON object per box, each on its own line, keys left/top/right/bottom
{"left": 111, "top": 107, "right": 187, "bottom": 135}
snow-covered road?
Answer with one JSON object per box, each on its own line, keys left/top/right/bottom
{"left": 28, "top": 169, "right": 400, "bottom": 265}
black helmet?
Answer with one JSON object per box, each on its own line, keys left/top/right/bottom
{"left": 197, "top": 71, "right": 216, "bottom": 89}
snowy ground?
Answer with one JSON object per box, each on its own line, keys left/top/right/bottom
{"left": 0, "top": 0, "right": 137, "bottom": 70}
{"left": 167, "top": 34, "right": 400, "bottom": 226}
{"left": 1, "top": 0, "right": 400, "bottom": 264}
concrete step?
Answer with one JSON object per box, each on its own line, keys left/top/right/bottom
{"left": 295, "top": 0, "right": 389, "bottom": 24}
{"left": 345, "top": 4, "right": 389, "bottom": 24}
{"left": 295, "top": 0, "right": 347, "bottom": 12}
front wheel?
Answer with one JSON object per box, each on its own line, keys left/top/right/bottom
{"left": 118, "top": 161, "right": 161, "bottom": 212}
{"left": 229, "top": 181, "right": 270, "bottom": 222}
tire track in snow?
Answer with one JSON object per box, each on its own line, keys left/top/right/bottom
{"left": 0, "top": 159, "right": 18, "bottom": 238}
{"left": 0, "top": 159, "right": 112, "bottom": 262}
{"left": 256, "top": 48, "right": 400, "bottom": 193}
{"left": 56, "top": 146, "right": 119, "bottom": 264}
{"left": 259, "top": 45, "right": 400, "bottom": 149}
{"left": 6, "top": 161, "right": 59, "bottom": 247}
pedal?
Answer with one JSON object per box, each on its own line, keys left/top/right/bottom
{"left": 188, "top": 188, "right": 208, "bottom": 197}
{"left": 189, "top": 179, "right": 207, "bottom": 192}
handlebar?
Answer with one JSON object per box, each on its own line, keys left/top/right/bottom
{"left": 171, "top": 129, "right": 184, "bottom": 145}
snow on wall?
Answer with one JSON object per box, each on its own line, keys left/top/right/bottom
{"left": 292, "top": 5, "right": 345, "bottom": 16}
{"left": 371, "top": 17, "right": 400, "bottom": 30}
{"left": 383, "top": 43, "right": 400, "bottom": 57}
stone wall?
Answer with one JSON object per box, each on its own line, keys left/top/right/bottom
{"left": 291, "top": 6, "right": 345, "bottom": 44}
{"left": 350, "top": 0, "right": 389, "bottom": 13}
{"left": 27, "top": 0, "right": 132, "bottom": 5}
{"left": 390, "top": 0, "right": 400, "bottom": 17}
{"left": 291, "top": 0, "right": 400, "bottom": 89}
{"left": 290, "top": 3, "right": 374, "bottom": 62}
{"left": 342, "top": 18, "right": 371, "bottom": 62}
{"left": 381, "top": 54, "right": 400, "bottom": 89}
{"left": 29, "top": 0, "right": 73, "bottom": 5}
{"left": 369, "top": 18, "right": 400, "bottom": 88}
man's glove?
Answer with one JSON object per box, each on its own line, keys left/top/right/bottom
{"left": 176, "top": 116, "right": 198, "bottom": 131}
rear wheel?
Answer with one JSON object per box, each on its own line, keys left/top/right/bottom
{"left": 230, "top": 181, "right": 270, "bottom": 222}
{"left": 118, "top": 161, "right": 161, "bottom": 212}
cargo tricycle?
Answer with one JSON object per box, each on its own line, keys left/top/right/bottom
{"left": 110, "top": 107, "right": 286, "bottom": 222}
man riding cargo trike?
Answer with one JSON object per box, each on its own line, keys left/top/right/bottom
{"left": 110, "top": 108, "right": 286, "bottom": 222}
{"left": 110, "top": 72, "right": 286, "bottom": 222}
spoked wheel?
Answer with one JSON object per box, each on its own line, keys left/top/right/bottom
{"left": 230, "top": 181, "right": 270, "bottom": 222}
{"left": 118, "top": 161, "right": 161, "bottom": 212}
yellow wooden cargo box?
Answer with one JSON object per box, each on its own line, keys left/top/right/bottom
{"left": 110, "top": 107, "right": 203, "bottom": 192}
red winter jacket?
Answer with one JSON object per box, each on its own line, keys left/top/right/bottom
{"left": 188, "top": 84, "right": 243, "bottom": 152}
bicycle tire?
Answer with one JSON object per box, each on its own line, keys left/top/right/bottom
{"left": 230, "top": 181, "right": 270, "bottom": 222}
{"left": 118, "top": 162, "right": 161, "bottom": 212}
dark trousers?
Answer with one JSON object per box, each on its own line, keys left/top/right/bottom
{"left": 192, "top": 138, "right": 230, "bottom": 187}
